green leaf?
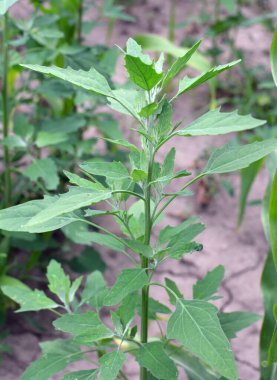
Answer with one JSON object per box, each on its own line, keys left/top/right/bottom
{"left": 175, "top": 60, "right": 240, "bottom": 98}
{"left": 269, "top": 171, "right": 277, "bottom": 270}
{"left": 21, "top": 339, "right": 83, "bottom": 380}
{"left": 102, "top": 138, "right": 139, "bottom": 152}
{"left": 46, "top": 260, "right": 71, "bottom": 305}
{"left": 0, "top": 0, "right": 19, "bottom": 15}
{"left": 193, "top": 266, "right": 225, "bottom": 301}
{"left": 80, "top": 160, "right": 130, "bottom": 181}
{"left": 62, "top": 370, "right": 98, "bottom": 380}
{"left": 118, "top": 292, "right": 139, "bottom": 327}
{"left": 35, "top": 131, "right": 68, "bottom": 147}
{"left": 204, "top": 139, "right": 277, "bottom": 175}
{"left": 167, "top": 223, "right": 205, "bottom": 247}
{"left": 99, "top": 350, "right": 126, "bottom": 380}
{"left": 104, "top": 268, "right": 148, "bottom": 306}
{"left": 81, "top": 271, "right": 107, "bottom": 309}
{"left": 41, "top": 115, "right": 86, "bottom": 134}
{"left": 157, "top": 100, "right": 173, "bottom": 137}
{"left": 26, "top": 187, "right": 112, "bottom": 228}
{"left": 125, "top": 40, "right": 163, "bottom": 90}
{"left": 134, "top": 34, "right": 210, "bottom": 72}
{"left": 165, "top": 278, "right": 183, "bottom": 305}
{"left": 166, "top": 241, "right": 203, "bottom": 260}
{"left": 1, "top": 135, "right": 27, "bottom": 148}
{"left": 166, "top": 344, "right": 219, "bottom": 380}
{"left": 136, "top": 342, "right": 178, "bottom": 380}
{"left": 124, "top": 239, "right": 153, "bottom": 258}
{"left": 218, "top": 311, "right": 261, "bottom": 339}
{"left": 131, "top": 168, "right": 148, "bottom": 182}
{"left": 237, "top": 159, "right": 264, "bottom": 227}
{"left": 139, "top": 102, "right": 158, "bottom": 117}
{"left": 24, "top": 158, "right": 59, "bottom": 190}
{"left": 167, "top": 299, "right": 237, "bottom": 380}
{"left": 21, "top": 65, "right": 113, "bottom": 97}
{"left": 22, "top": 64, "right": 142, "bottom": 124}
{"left": 0, "top": 197, "right": 80, "bottom": 233}
{"left": 68, "top": 247, "right": 106, "bottom": 274}
{"left": 271, "top": 28, "right": 277, "bottom": 87}
{"left": 176, "top": 109, "right": 265, "bottom": 137}
{"left": 158, "top": 217, "right": 200, "bottom": 245}
{"left": 64, "top": 171, "right": 105, "bottom": 191}
{"left": 260, "top": 251, "right": 277, "bottom": 379}
{"left": 1, "top": 285, "right": 59, "bottom": 312}
{"left": 53, "top": 312, "right": 113, "bottom": 344}
{"left": 163, "top": 40, "right": 202, "bottom": 86}
{"left": 267, "top": 304, "right": 277, "bottom": 365}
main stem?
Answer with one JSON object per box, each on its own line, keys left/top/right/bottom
{"left": 140, "top": 155, "right": 153, "bottom": 380}
{"left": 2, "top": 13, "right": 11, "bottom": 208}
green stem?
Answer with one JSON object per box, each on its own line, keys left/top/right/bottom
{"left": 140, "top": 155, "right": 153, "bottom": 380}
{"left": 76, "top": 0, "right": 83, "bottom": 43}
{"left": 2, "top": 13, "right": 12, "bottom": 208}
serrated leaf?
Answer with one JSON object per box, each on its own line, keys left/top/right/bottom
{"left": 22, "top": 64, "right": 142, "bottom": 123}
{"left": 166, "top": 241, "right": 203, "bottom": 260}
{"left": 136, "top": 342, "right": 178, "bottom": 380}
{"left": 125, "top": 55, "right": 163, "bottom": 91}
{"left": 81, "top": 271, "right": 107, "bottom": 309}
{"left": 175, "top": 60, "right": 240, "bottom": 98}
{"left": 99, "top": 350, "right": 125, "bottom": 380}
{"left": 167, "top": 299, "right": 237, "bottom": 380}
{"left": 22, "top": 65, "right": 113, "bottom": 97}
{"left": 157, "top": 100, "right": 172, "bottom": 137}
{"left": 62, "top": 370, "right": 98, "bottom": 380}
{"left": 193, "top": 266, "right": 225, "bottom": 301}
{"left": 1, "top": 285, "right": 59, "bottom": 312}
{"left": 219, "top": 311, "right": 260, "bottom": 339}
{"left": 204, "top": 139, "right": 277, "bottom": 175}
{"left": 0, "top": 197, "right": 80, "bottom": 233}
{"left": 165, "top": 278, "right": 183, "bottom": 305}
{"left": 124, "top": 38, "right": 163, "bottom": 91}
{"left": 26, "top": 187, "right": 112, "bottom": 228}
{"left": 176, "top": 109, "right": 265, "bottom": 137}
{"left": 47, "top": 260, "right": 71, "bottom": 305}
{"left": 124, "top": 239, "right": 153, "bottom": 258}
{"left": 53, "top": 312, "right": 113, "bottom": 344}
{"left": 80, "top": 161, "right": 129, "bottom": 181}
{"left": 104, "top": 268, "right": 148, "bottom": 306}
{"left": 23, "top": 158, "right": 59, "bottom": 190}
{"left": 21, "top": 339, "right": 83, "bottom": 380}
{"left": 0, "top": 0, "right": 19, "bottom": 15}
{"left": 168, "top": 223, "right": 205, "bottom": 247}
{"left": 163, "top": 40, "right": 202, "bottom": 86}
{"left": 158, "top": 217, "right": 199, "bottom": 245}
{"left": 64, "top": 171, "right": 105, "bottom": 191}
{"left": 118, "top": 292, "right": 139, "bottom": 327}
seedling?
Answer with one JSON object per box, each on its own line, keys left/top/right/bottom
{"left": 1, "top": 38, "right": 277, "bottom": 380}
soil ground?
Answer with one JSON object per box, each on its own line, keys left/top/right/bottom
{"left": 1, "top": 0, "right": 276, "bottom": 379}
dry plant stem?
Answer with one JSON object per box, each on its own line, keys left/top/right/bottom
{"left": 2, "top": 13, "right": 12, "bottom": 207}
